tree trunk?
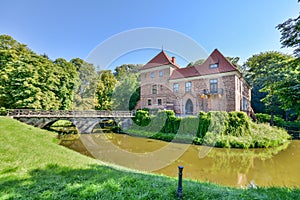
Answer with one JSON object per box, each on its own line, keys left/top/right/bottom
{"left": 270, "top": 111, "right": 274, "bottom": 126}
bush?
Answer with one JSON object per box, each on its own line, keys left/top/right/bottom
{"left": 0, "top": 107, "right": 7, "bottom": 116}
{"left": 255, "top": 113, "right": 285, "bottom": 127}
{"left": 133, "top": 109, "right": 150, "bottom": 126}
{"left": 178, "top": 116, "right": 198, "bottom": 135}
{"left": 129, "top": 110, "right": 291, "bottom": 148}
{"left": 207, "top": 111, "right": 228, "bottom": 135}
{"left": 197, "top": 111, "right": 210, "bottom": 138}
{"left": 227, "top": 112, "right": 250, "bottom": 136}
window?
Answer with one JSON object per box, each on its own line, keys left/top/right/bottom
{"left": 159, "top": 71, "right": 163, "bottom": 77}
{"left": 242, "top": 97, "right": 248, "bottom": 111}
{"left": 151, "top": 72, "right": 155, "bottom": 78}
{"left": 158, "top": 99, "right": 162, "bottom": 105}
{"left": 173, "top": 83, "right": 179, "bottom": 93}
{"left": 209, "top": 63, "right": 219, "bottom": 69}
{"left": 152, "top": 85, "right": 157, "bottom": 94}
{"left": 186, "top": 82, "right": 192, "bottom": 92}
{"left": 148, "top": 99, "right": 152, "bottom": 106}
{"left": 210, "top": 79, "right": 218, "bottom": 93}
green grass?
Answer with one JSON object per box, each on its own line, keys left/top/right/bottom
{"left": 1, "top": 117, "right": 300, "bottom": 199}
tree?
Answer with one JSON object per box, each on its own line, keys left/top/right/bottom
{"left": 243, "top": 51, "right": 292, "bottom": 125}
{"left": 0, "top": 35, "right": 61, "bottom": 109}
{"left": 276, "top": 0, "right": 300, "bottom": 56}
{"left": 273, "top": 58, "right": 300, "bottom": 119}
{"left": 0, "top": 35, "right": 79, "bottom": 110}
{"left": 53, "top": 58, "right": 79, "bottom": 110}
{"left": 112, "top": 64, "right": 141, "bottom": 110}
{"left": 94, "top": 70, "right": 117, "bottom": 110}
{"left": 71, "top": 58, "right": 97, "bottom": 110}
{"left": 112, "top": 73, "right": 139, "bottom": 110}
{"left": 186, "top": 59, "right": 205, "bottom": 67}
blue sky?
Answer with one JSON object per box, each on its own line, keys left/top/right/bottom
{"left": 0, "top": 0, "right": 299, "bottom": 69}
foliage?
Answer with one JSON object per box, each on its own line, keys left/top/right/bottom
{"left": 255, "top": 113, "right": 285, "bottom": 126}
{"left": 243, "top": 51, "right": 293, "bottom": 124}
{"left": 112, "top": 64, "right": 141, "bottom": 111}
{"left": 71, "top": 58, "right": 97, "bottom": 110}
{"left": 112, "top": 73, "right": 139, "bottom": 110}
{"left": 207, "top": 111, "right": 229, "bottom": 135}
{"left": 94, "top": 70, "right": 117, "bottom": 110}
{"left": 276, "top": 3, "right": 300, "bottom": 56}
{"left": 132, "top": 109, "right": 151, "bottom": 126}
{"left": 129, "top": 110, "right": 290, "bottom": 148}
{"left": 0, "top": 107, "right": 7, "bottom": 115}
{"left": 197, "top": 111, "right": 210, "bottom": 138}
{"left": 186, "top": 58, "right": 205, "bottom": 67}
{"left": 227, "top": 112, "right": 251, "bottom": 137}
{"left": 273, "top": 58, "right": 300, "bottom": 119}
{"left": 0, "top": 35, "right": 78, "bottom": 110}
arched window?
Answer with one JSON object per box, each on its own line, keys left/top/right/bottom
{"left": 185, "top": 99, "right": 193, "bottom": 115}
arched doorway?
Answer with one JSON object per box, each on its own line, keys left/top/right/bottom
{"left": 185, "top": 99, "right": 193, "bottom": 115}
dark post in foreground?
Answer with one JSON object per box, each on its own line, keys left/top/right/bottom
{"left": 177, "top": 166, "right": 184, "bottom": 198}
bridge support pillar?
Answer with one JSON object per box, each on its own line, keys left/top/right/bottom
{"left": 71, "top": 118, "right": 101, "bottom": 134}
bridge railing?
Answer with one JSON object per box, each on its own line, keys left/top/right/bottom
{"left": 7, "top": 109, "right": 134, "bottom": 118}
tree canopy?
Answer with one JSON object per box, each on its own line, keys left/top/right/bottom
{"left": 243, "top": 51, "right": 298, "bottom": 123}
{"left": 276, "top": 1, "right": 300, "bottom": 56}
{"left": 0, "top": 35, "right": 78, "bottom": 110}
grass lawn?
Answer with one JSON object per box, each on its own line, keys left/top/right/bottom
{"left": 0, "top": 117, "right": 299, "bottom": 199}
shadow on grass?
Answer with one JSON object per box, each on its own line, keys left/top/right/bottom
{"left": 1, "top": 164, "right": 300, "bottom": 200}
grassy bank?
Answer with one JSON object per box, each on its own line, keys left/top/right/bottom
{"left": 1, "top": 117, "right": 300, "bottom": 199}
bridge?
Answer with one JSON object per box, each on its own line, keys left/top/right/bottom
{"left": 7, "top": 109, "right": 134, "bottom": 134}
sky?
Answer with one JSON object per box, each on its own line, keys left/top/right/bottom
{"left": 0, "top": 0, "right": 299, "bottom": 69}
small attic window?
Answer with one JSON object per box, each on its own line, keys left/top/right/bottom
{"left": 209, "top": 63, "right": 219, "bottom": 69}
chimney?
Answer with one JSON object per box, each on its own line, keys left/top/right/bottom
{"left": 171, "top": 56, "right": 176, "bottom": 64}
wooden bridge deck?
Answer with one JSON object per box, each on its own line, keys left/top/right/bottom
{"left": 7, "top": 109, "right": 134, "bottom": 118}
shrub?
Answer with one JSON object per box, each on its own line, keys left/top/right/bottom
{"left": 178, "top": 116, "right": 198, "bottom": 135}
{"left": 197, "top": 111, "right": 210, "bottom": 138}
{"left": 227, "top": 112, "right": 250, "bottom": 136}
{"left": 207, "top": 111, "right": 228, "bottom": 135}
{"left": 255, "top": 113, "right": 286, "bottom": 127}
{"left": 133, "top": 109, "right": 150, "bottom": 126}
{"left": 0, "top": 107, "right": 7, "bottom": 116}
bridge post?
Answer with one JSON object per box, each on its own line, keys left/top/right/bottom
{"left": 71, "top": 118, "right": 101, "bottom": 134}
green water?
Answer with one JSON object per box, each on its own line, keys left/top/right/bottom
{"left": 60, "top": 133, "right": 300, "bottom": 188}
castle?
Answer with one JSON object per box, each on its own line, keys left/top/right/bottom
{"left": 139, "top": 49, "right": 252, "bottom": 115}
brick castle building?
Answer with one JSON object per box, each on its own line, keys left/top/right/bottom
{"left": 139, "top": 49, "right": 252, "bottom": 115}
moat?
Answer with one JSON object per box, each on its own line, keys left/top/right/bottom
{"left": 60, "top": 132, "right": 300, "bottom": 188}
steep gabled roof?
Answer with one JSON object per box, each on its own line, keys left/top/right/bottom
{"left": 142, "top": 50, "right": 179, "bottom": 70}
{"left": 170, "top": 49, "right": 239, "bottom": 80}
{"left": 169, "top": 66, "right": 200, "bottom": 79}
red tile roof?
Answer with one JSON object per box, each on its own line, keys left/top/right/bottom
{"left": 170, "top": 49, "right": 239, "bottom": 80}
{"left": 142, "top": 50, "right": 179, "bottom": 70}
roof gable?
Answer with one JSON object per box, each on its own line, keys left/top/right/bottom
{"left": 142, "top": 50, "right": 179, "bottom": 70}
{"left": 170, "top": 49, "right": 239, "bottom": 80}
{"left": 195, "top": 48, "right": 238, "bottom": 74}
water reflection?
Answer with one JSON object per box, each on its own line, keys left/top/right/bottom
{"left": 60, "top": 133, "right": 300, "bottom": 187}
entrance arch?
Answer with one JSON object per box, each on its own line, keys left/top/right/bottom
{"left": 185, "top": 99, "right": 193, "bottom": 115}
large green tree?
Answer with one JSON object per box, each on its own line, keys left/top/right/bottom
{"left": 273, "top": 58, "right": 300, "bottom": 119}
{"left": 71, "top": 58, "right": 97, "bottom": 110}
{"left": 0, "top": 35, "right": 79, "bottom": 110}
{"left": 243, "top": 51, "right": 292, "bottom": 125}
{"left": 94, "top": 70, "right": 117, "bottom": 110}
{"left": 112, "top": 64, "right": 141, "bottom": 110}
{"left": 53, "top": 58, "right": 79, "bottom": 110}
